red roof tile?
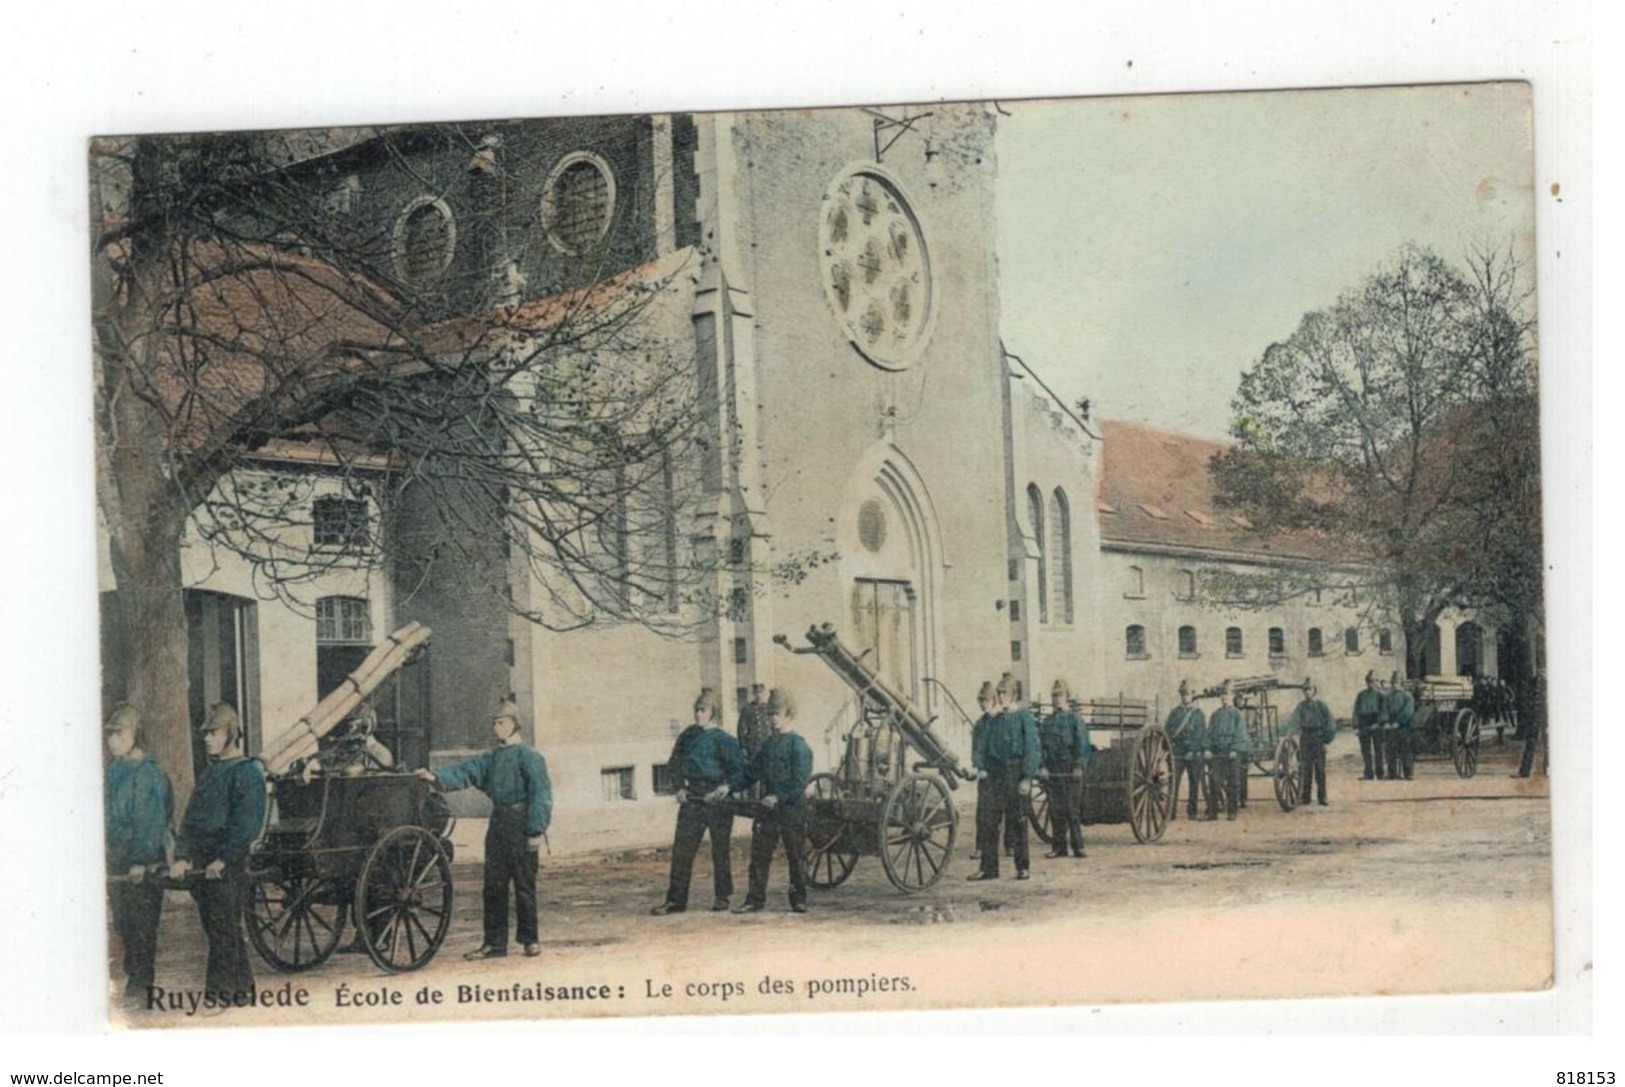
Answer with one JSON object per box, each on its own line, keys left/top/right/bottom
{"left": 1096, "top": 420, "right": 1345, "bottom": 563}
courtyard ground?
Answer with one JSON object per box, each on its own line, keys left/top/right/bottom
{"left": 115, "top": 742, "right": 1553, "bottom": 1027}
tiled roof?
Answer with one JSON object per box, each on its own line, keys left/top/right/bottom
{"left": 1096, "top": 420, "right": 1345, "bottom": 562}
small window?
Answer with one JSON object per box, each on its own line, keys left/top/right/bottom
{"left": 1226, "top": 626, "right": 1244, "bottom": 658}
{"left": 392, "top": 197, "right": 456, "bottom": 286}
{"left": 1379, "top": 630, "right": 1395, "bottom": 655}
{"left": 1345, "top": 628, "right": 1361, "bottom": 654}
{"left": 1009, "top": 599, "right": 1021, "bottom": 622}
{"left": 1269, "top": 627, "right": 1285, "bottom": 658}
{"left": 542, "top": 153, "right": 616, "bottom": 255}
{"left": 728, "top": 537, "right": 747, "bottom": 566}
{"left": 1308, "top": 628, "right": 1324, "bottom": 657}
{"left": 1011, "top": 640, "right": 1023, "bottom": 662}
{"left": 1125, "top": 625, "right": 1147, "bottom": 659}
{"left": 316, "top": 596, "right": 371, "bottom": 645}
{"left": 652, "top": 763, "right": 678, "bottom": 796}
{"left": 600, "top": 766, "right": 636, "bottom": 802}
{"left": 1125, "top": 565, "right": 1145, "bottom": 599}
{"left": 313, "top": 496, "right": 368, "bottom": 550}
{"left": 1178, "top": 625, "right": 1197, "bottom": 658}
{"left": 733, "top": 637, "right": 748, "bottom": 664}
{"left": 1176, "top": 570, "right": 1197, "bottom": 600}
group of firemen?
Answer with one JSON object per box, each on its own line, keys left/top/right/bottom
{"left": 99, "top": 665, "right": 1461, "bottom": 1003}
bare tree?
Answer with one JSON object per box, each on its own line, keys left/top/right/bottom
{"left": 92, "top": 125, "right": 715, "bottom": 794}
{"left": 1207, "top": 243, "right": 1541, "bottom": 680}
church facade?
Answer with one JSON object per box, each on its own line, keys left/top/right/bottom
{"left": 102, "top": 105, "right": 1500, "bottom": 846}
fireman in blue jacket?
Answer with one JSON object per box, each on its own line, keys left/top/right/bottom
{"left": 1354, "top": 670, "right": 1387, "bottom": 779}
{"left": 1286, "top": 679, "right": 1337, "bottom": 806}
{"left": 104, "top": 704, "right": 173, "bottom": 1004}
{"left": 969, "top": 674, "right": 1042, "bottom": 881}
{"left": 418, "top": 699, "right": 552, "bottom": 959}
{"left": 1038, "top": 679, "right": 1090, "bottom": 859}
{"left": 652, "top": 688, "right": 749, "bottom": 914}
{"left": 735, "top": 688, "right": 814, "bottom": 914}
{"left": 1204, "top": 684, "right": 1247, "bottom": 821}
{"left": 968, "top": 681, "right": 995, "bottom": 861}
{"left": 1386, "top": 671, "right": 1417, "bottom": 780}
{"left": 169, "top": 703, "right": 266, "bottom": 997}
{"left": 1166, "top": 679, "right": 1206, "bottom": 820}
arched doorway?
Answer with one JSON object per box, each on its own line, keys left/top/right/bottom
{"left": 839, "top": 444, "right": 945, "bottom": 711}
{"left": 1455, "top": 621, "right": 1484, "bottom": 677}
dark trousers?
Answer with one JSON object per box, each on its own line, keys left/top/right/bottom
{"left": 1358, "top": 731, "right": 1380, "bottom": 778}
{"left": 976, "top": 770, "right": 1029, "bottom": 876}
{"left": 1046, "top": 765, "right": 1084, "bottom": 854}
{"left": 191, "top": 862, "right": 254, "bottom": 995}
{"left": 482, "top": 805, "right": 538, "bottom": 948}
{"left": 1173, "top": 756, "right": 1204, "bottom": 816}
{"left": 745, "top": 804, "right": 808, "bottom": 907}
{"left": 663, "top": 800, "right": 735, "bottom": 908}
{"left": 1206, "top": 756, "right": 1239, "bottom": 818}
{"left": 110, "top": 878, "right": 164, "bottom": 996}
{"left": 1380, "top": 729, "right": 1402, "bottom": 779}
{"left": 1396, "top": 730, "right": 1414, "bottom": 778}
{"left": 1297, "top": 730, "right": 1328, "bottom": 805}
{"left": 973, "top": 778, "right": 992, "bottom": 855}
{"left": 1517, "top": 719, "right": 1543, "bottom": 776}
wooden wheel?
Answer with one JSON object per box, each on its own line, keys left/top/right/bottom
{"left": 803, "top": 772, "right": 858, "bottom": 888}
{"left": 247, "top": 872, "right": 344, "bottom": 972}
{"left": 1025, "top": 775, "right": 1054, "bottom": 844}
{"left": 1128, "top": 727, "right": 1174, "bottom": 843}
{"left": 355, "top": 825, "right": 452, "bottom": 973}
{"left": 878, "top": 774, "right": 957, "bottom": 893}
{"left": 1452, "top": 709, "right": 1481, "bottom": 778}
{"left": 1272, "top": 734, "right": 1302, "bottom": 811}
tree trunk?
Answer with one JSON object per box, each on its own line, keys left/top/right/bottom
{"left": 105, "top": 523, "right": 195, "bottom": 801}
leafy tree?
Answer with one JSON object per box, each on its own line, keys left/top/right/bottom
{"left": 92, "top": 125, "right": 712, "bottom": 794}
{"left": 1208, "top": 243, "right": 1541, "bottom": 682}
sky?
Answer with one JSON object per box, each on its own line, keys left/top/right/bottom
{"left": 996, "top": 82, "right": 1536, "bottom": 439}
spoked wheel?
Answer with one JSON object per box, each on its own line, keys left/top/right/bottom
{"left": 1452, "top": 709, "right": 1481, "bottom": 778}
{"left": 247, "top": 871, "right": 345, "bottom": 972}
{"left": 419, "top": 783, "right": 456, "bottom": 847}
{"left": 879, "top": 774, "right": 957, "bottom": 893}
{"left": 803, "top": 772, "right": 858, "bottom": 889}
{"left": 355, "top": 825, "right": 452, "bottom": 973}
{"left": 1128, "top": 727, "right": 1175, "bottom": 843}
{"left": 1024, "top": 776, "right": 1054, "bottom": 844}
{"left": 1272, "top": 734, "right": 1302, "bottom": 811}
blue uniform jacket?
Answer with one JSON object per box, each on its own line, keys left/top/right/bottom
{"left": 1287, "top": 698, "right": 1337, "bottom": 744}
{"left": 1039, "top": 711, "right": 1091, "bottom": 770}
{"left": 671, "top": 726, "right": 749, "bottom": 795}
{"left": 975, "top": 707, "right": 1042, "bottom": 777}
{"left": 437, "top": 743, "right": 553, "bottom": 837}
{"left": 105, "top": 755, "right": 173, "bottom": 873}
{"left": 1385, "top": 688, "right": 1416, "bottom": 730}
{"left": 749, "top": 730, "right": 813, "bottom": 806}
{"left": 1353, "top": 688, "right": 1386, "bottom": 732}
{"left": 1205, "top": 706, "right": 1249, "bottom": 757}
{"left": 1165, "top": 704, "right": 1207, "bottom": 758}
{"left": 177, "top": 756, "right": 266, "bottom": 866}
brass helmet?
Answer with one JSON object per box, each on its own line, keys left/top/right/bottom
{"left": 1389, "top": 670, "right": 1404, "bottom": 688}
{"left": 1051, "top": 679, "right": 1071, "bottom": 703}
{"left": 198, "top": 702, "right": 242, "bottom": 746}
{"left": 1177, "top": 678, "right": 1192, "bottom": 697}
{"left": 693, "top": 687, "right": 720, "bottom": 717}
{"left": 995, "top": 672, "right": 1017, "bottom": 698}
{"left": 976, "top": 680, "right": 995, "bottom": 703}
{"left": 104, "top": 703, "right": 140, "bottom": 734}
{"left": 766, "top": 687, "right": 796, "bottom": 719}
{"left": 493, "top": 699, "right": 523, "bottom": 731}
{"left": 1364, "top": 669, "right": 1378, "bottom": 685}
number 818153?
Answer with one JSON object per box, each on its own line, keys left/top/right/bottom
{"left": 1557, "top": 1074, "right": 1614, "bottom": 1084}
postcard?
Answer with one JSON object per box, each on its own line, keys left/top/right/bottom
{"left": 89, "top": 83, "right": 1551, "bottom": 1027}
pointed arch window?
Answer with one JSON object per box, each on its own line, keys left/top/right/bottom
{"left": 1048, "top": 487, "right": 1074, "bottom": 624}
{"left": 1027, "top": 484, "right": 1047, "bottom": 624}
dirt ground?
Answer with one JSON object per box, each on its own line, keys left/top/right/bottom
{"left": 116, "top": 742, "right": 1553, "bottom": 1027}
